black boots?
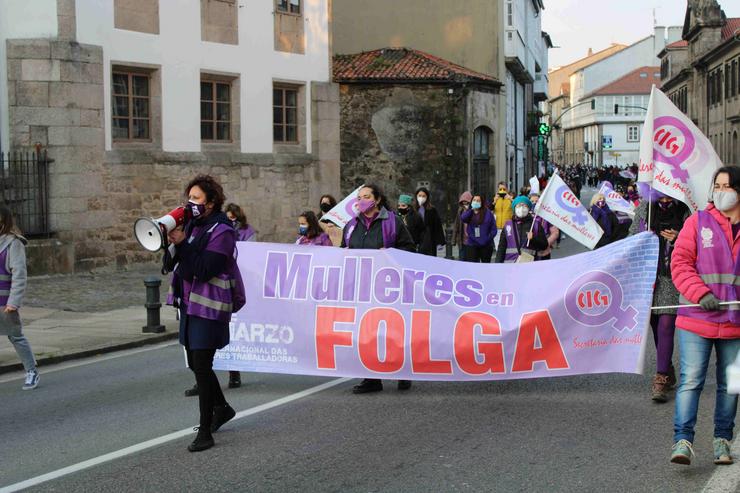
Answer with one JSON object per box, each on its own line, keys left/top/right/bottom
{"left": 188, "top": 428, "right": 214, "bottom": 452}
{"left": 211, "top": 404, "right": 236, "bottom": 433}
{"left": 184, "top": 383, "right": 199, "bottom": 397}
{"left": 352, "top": 379, "right": 383, "bottom": 394}
{"left": 397, "top": 380, "right": 412, "bottom": 391}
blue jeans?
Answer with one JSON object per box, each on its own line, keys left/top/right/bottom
{"left": 673, "top": 329, "right": 740, "bottom": 443}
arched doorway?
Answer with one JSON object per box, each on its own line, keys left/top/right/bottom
{"left": 472, "top": 126, "right": 493, "bottom": 198}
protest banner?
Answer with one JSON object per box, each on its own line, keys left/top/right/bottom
{"left": 320, "top": 185, "right": 365, "bottom": 228}
{"left": 213, "top": 233, "right": 659, "bottom": 380}
{"left": 533, "top": 172, "right": 604, "bottom": 250}
{"left": 529, "top": 176, "right": 540, "bottom": 195}
{"left": 638, "top": 86, "right": 721, "bottom": 212}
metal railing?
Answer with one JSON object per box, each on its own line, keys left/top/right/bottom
{"left": 0, "top": 151, "right": 52, "bottom": 237}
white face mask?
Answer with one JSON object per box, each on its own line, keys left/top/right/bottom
{"left": 417, "top": 196, "right": 427, "bottom": 206}
{"left": 714, "top": 190, "right": 739, "bottom": 212}
{"left": 515, "top": 205, "right": 529, "bottom": 218}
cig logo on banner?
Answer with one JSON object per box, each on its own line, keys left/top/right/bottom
{"left": 554, "top": 185, "right": 587, "bottom": 225}
{"left": 652, "top": 116, "right": 695, "bottom": 183}
{"left": 565, "top": 271, "right": 638, "bottom": 332}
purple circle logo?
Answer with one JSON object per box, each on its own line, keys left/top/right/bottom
{"left": 652, "top": 116, "right": 695, "bottom": 183}
{"left": 345, "top": 197, "right": 360, "bottom": 217}
{"left": 554, "top": 185, "right": 588, "bottom": 225}
{"left": 565, "top": 271, "right": 638, "bottom": 332}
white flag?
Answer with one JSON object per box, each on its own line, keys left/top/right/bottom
{"left": 529, "top": 176, "right": 540, "bottom": 195}
{"left": 638, "top": 86, "right": 722, "bottom": 212}
{"left": 598, "top": 182, "right": 635, "bottom": 217}
{"left": 321, "top": 185, "right": 365, "bottom": 228}
{"left": 534, "top": 172, "right": 604, "bottom": 250}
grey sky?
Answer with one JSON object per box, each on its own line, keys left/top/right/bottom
{"left": 542, "top": 0, "right": 740, "bottom": 69}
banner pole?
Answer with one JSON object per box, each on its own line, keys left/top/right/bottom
{"left": 647, "top": 195, "right": 652, "bottom": 231}
{"left": 651, "top": 301, "right": 740, "bottom": 310}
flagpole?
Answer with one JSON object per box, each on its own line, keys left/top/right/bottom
{"left": 647, "top": 195, "right": 652, "bottom": 231}
{"left": 527, "top": 172, "right": 556, "bottom": 247}
{"left": 651, "top": 301, "right": 740, "bottom": 311}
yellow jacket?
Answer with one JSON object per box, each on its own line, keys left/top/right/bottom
{"left": 493, "top": 197, "right": 513, "bottom": 229}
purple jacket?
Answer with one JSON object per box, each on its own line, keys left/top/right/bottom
{"left": 460, "top": 208, "right": 497, "bottom": 247}
{"left": 237, "top": 225, "right": 256, "bottom": 242}
{"left": 296, "top": 233, "right": 333, "bottom": 246}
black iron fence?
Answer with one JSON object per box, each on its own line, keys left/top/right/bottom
{"left": 0, "top": 151, "right": 52, "bottom": 237}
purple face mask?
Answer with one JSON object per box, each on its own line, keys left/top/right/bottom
{"left": 188, "top": 201, "right": 207, "bottom": 218}
{"left": 358, "top": 198, "right": 376, "bottom": 214}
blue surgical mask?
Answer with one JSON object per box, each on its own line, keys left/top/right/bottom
{"left": 299, "top": 226, "right": 308, "bottom": 236}
{"left": 471, "top": 202, "right": 482, "bottom": 210}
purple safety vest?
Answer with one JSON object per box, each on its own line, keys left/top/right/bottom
{"left": 344, "top": 209, "right": 396, "bottom": 249}
{"left": 677, "top": 211, "right": 740, "bottom": 325}
{"left": 502, "top": 219, "right": 536, "bottom": 263}
{"left": 168, "top": 223, "right": 246, "bottom": 322}
{"left": 237, "top": 225, "right": 255, "bottom": 242}
{"left": 0, "top": 247, "right": 10, "bottom": 306}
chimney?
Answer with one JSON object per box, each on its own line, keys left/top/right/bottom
{"left": 587, "top": 47, "right": 593, "bottom": 57}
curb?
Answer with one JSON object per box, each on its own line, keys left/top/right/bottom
{"left": 0, "top": 331, "right": 179, "bottom": 375}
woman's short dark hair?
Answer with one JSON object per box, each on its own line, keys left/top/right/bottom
{"left": 414, "top": 186, "right": 433, "bottom": 210}
{"left": 185, "top": 175, "right": 226, "bottom": 211}
{"left": 0, "top": 203, "right": 19, "bottom": 236}
{"left": 225, "top": 203, "right": 247, "bottom": 226}
{"left": 320, "top": 194, "right": 337, "bottom": 207}
{"left": 361, "top": 184, "right": 389, "bottom": 211}
{"left": 300, "top": 210, "right": 323, "bottom": 239}
{"left": 470, "top": 194, "right": 486, "bottom": 225}
{"left": 712, "top": 166, "right": 740, "bottom": 195}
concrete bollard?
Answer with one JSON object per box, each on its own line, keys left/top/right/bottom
{"left": 143, "top": 276, "right": 166, "bottom": 333}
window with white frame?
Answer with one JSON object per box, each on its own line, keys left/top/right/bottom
{"left": 627, "top": 125, "right": 639, "bottom": 142}
{"left": 507, "top": 1, "right": 513, "bottom": 26}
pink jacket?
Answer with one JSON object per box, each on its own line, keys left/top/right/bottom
{"left": 671, "top": 204, "right": 740, "bottom": 338}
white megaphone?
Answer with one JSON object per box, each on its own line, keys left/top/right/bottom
{"left": 134, "top": 207, "right": 189, "bottom": 252}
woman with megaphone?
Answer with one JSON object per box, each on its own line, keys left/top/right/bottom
{"left": 164, "top": 175, "right": 245, "bottom": 452}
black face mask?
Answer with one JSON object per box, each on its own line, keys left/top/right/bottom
{"left": 397, "top": 208, "right": 409, "bottom": 216}
{"left": 320, "top": 203, "right": 332, "bottom": 213}
{"left": 498, "top": 193, "right": 506, "bottom": 197}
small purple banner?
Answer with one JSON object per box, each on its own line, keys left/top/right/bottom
{"left": 213, "top": 233, "right": 658, "bottom": 380}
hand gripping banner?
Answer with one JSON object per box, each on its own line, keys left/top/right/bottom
{"left": 214, "top": 233, "right": 659, "bottom": 380}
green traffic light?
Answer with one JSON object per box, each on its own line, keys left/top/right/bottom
{"left": 538, "top": 123, "right": 550, "bottom": 136}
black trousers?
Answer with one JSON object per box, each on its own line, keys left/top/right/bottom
{"left": 186, "top": 348, "right": 227, "bottom": 431}
{"left": 464, "top": 245, "right": 493, "bottom": 263}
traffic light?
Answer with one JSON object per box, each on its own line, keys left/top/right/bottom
{"left": 614, "top": 104, "right": 619, "bottom": 115}
{"left": 538, "top": 123, "right": 551, "bottom": 136}
{"left": 590, "top": 100, "right": 595, "bottom": 110}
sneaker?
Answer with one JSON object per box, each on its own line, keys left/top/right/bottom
{"left": 670, "top": 440, "right": 694, "bottom": 465}
{"left": 188, "top": 427, "right": 214, "bottom": 452}
{"left": 22, "top": 370, "right": 39, "bottom": 390}
{"left": 184, "top": 384, "right": 199, "bottom": 397}
{"left": 652, "top": 373, "right": 670, "bottom": 403}
{"left": 211, "top": 404, "right": 236, "bottom": 433}
{"left": 397, "top": 380, "right": 412, "bottom": 391}
{"left": 713, "top": 437, "right": 733, "bottom": 465}
{"left": 228, "top": 372, "right": 241, "bottom": 389}
{"left": 352, "top": 379, "right": 383, "bottom": 394}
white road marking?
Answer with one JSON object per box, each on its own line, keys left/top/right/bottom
{"left": 0, "top": 377, "right": 351, "bottom": 492}
{"left": 0, "top": 341, "right": 179, "bottom": 383}
{"left": 702, "top": 437, "right": 740, "bottom": 493}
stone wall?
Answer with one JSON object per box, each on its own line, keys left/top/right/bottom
{"left": 339, "top": 84, "right": 468, "bottom": 224}
{"left": 7, "top": 38, "right": 340, "bottom": 273}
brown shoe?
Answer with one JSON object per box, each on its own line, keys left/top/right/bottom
{"left": 666, "top": 365, "right": 676, "bottom": 389}
{"left": 652, "top": 373, "right": 670, "bottom": 402}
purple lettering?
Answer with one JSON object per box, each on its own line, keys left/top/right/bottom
{"left": 263, "top": 252, "right": 311, "bottom": 300}
{"left": 454, "top": 279, "right": 483, "bottom": 307}
{"left": 358, "top": 258, "right": 374, "bottom": 303}
{"left": 341, "top": 257, "right": 358, "bottom": 302}
{"left": 311, "top": 266, "right": 341, "bottom": 301}
{"left": 424, "top": 274, "right": 453, "bottom": 306}
{"left": 374, "top": 268, "right": 401, "bottom": 303}
{"left": 402, "top": 269, "right": 425, "bottom": 304}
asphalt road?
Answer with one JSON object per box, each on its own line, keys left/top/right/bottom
{"left": 1, "top": 191, "right": 735, "bottom": 492}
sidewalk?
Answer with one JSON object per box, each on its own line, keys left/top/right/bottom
{"left": 1, "top": 265, "right": 179, "bottom": 374}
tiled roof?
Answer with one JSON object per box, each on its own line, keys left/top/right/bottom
{"left": 721, "top": 18, "right": 740, "bottom": 42}
{"left": 666, "top": 40, "right": 688, "bottom": 49}
{"left": 333, "top": 48, "right": 501, "bottom": 86}
{"left": 587, "top": 66, "right": 662, "bottom": 97}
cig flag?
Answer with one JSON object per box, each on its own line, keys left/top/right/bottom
{"left": 534, "top": 172, "right": 604, "bottom": 250}
{"left": 638, "top": 86, "right": 721, "bottom": 212}
{"left": 321, "top": 185, "right": 364, "bottom": 229}
{"left": 598, "top": 182, "right": 635, "bottom": 217}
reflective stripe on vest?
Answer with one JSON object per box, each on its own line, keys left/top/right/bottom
{"left": 208, "top": 277, "right": 237, "bottom": 290}
{"left": 677, "top": 211, "right": 740, "bottom": 324}
{"left": 189, "top": 292, "right": 233, "bottom": 313}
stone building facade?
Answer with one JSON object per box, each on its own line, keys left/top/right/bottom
{"left": 659, "top": 0, "right": 739, "bottom": 166}
{"left": 334, "top": 48, "right": 501, "bottom": 226}
{"left": 2, "top": 0, "right": 340, "bottom": 274}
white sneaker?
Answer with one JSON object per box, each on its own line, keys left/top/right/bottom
{"left": 22, "top": 369, "right": 39, "bottom": 390}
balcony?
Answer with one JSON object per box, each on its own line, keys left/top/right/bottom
{"left": 534, "top": 73, "right": 548, "bottom": 102}
{"left": 505, "top": 29, "right": 534, "bottom": 83}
